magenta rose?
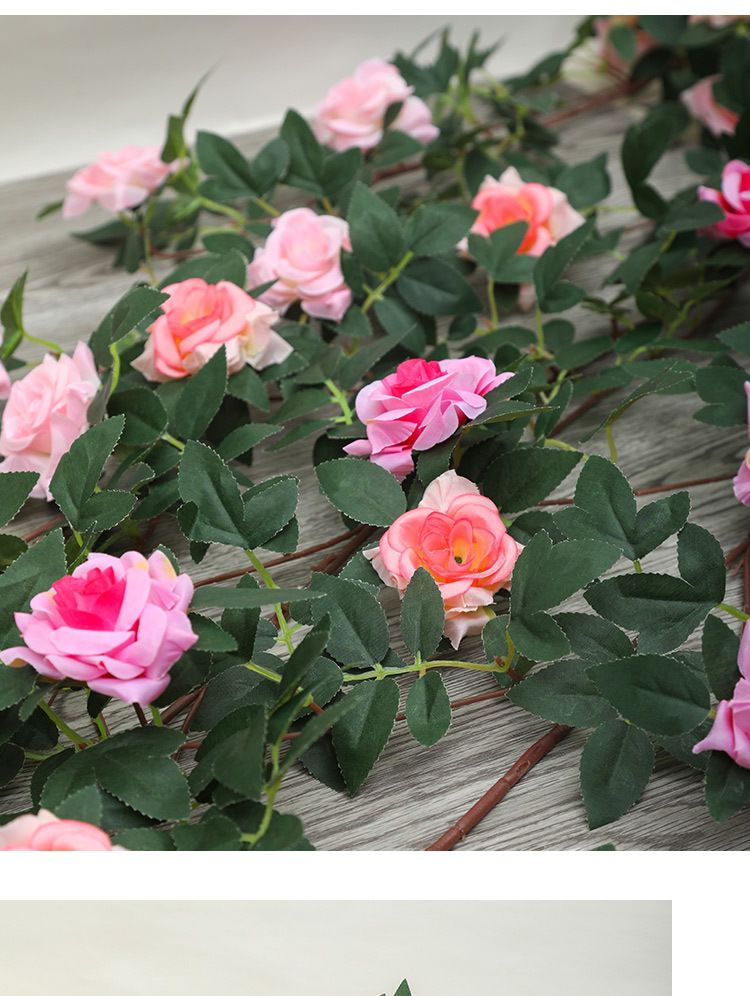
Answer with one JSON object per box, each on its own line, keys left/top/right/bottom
{"left": 733, "top": 382, "right": 750, "bottom": 505}
{"left": 313, "top": 58, "right": 439, "bottom": 153}
{"left": 0, "top": 359, "right": 10, "bottom": 400}
{"left": 343, "top": 356, "right": 512, "bottom": 481}
{"left": 248, "top": 208, "right": 353, "bottom": 322}
{"left": 0, "top": 342, "right": 100, "bottom": 501}
{"left": 680, "top": 75, "right": 739, "bottom": 138}
{"left": 63, "top": 145, "right": 177, "bottom": 218}
{"left": 0, "top": 550, "right": 197, "bottom": 706}
{"left": 131, "top": 277, "right": 292, "bottom": 381}
{"left": 366, "top": 470, "right": 521, "bottom": 648}
{"left": 698, "top": 159, "right": 750, "bottom": 247}
{"left": 694, "top": 625, "right": 750, "bottom": 768}
{"left": 0, "top": 810, "right": 124, "bottom": 851}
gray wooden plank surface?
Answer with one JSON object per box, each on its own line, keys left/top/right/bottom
{"left": 2, "top": 85, "right": 750, "bottom": 849}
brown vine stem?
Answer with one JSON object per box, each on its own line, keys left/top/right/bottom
{"left": 21, "top": 515, "right": 65, "bottom": 543}
{"left": 542, "top": 79, "right": 648, "bottom": 128}
{"left": 425, "top": 723, "right": 572, "bottom": 850}
{"left": 726, "top": 538, "right": 750, "bottom": 569}
{"left": 133, "top": 703, "right": 148, "bottom": 726}
{"left": 537, "top": 472, "right": 737, "bottom": 507}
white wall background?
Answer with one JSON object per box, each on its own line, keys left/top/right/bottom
{"left": 0, "top": 15, "right": 582, "bottom": 184}
{"left": 0, "top": 900, "right": 670, "bottom": 996}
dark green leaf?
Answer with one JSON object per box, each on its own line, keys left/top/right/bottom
{"left": 0, "top": 472, "right": 38, "bottom": 528}
{"left": 347, "top": 181, "right": 405, "bottom": 271}
{"left": 400, "top": 567, "right": 445, "bottom": 660}
{"left": 397, "top": 258, "right": 482, "bottom": 316}
{"left": 191, "top": 584, "right": 323, "bottom": 609}
{"left": 108, "top": 388, "right": 168, "bottom": 446}
{"left": 315, "top": 457, "right": 406, "bottom": 527}
{"left": 49, "top": 415, "right": 126, "bottom": 531}
{"left": 0, "top": 666, "right": 36, "bottom": 710}
{"left": 483, "top": 447, "right": 582, "bottom": 513}
{"left": 0, "top": 530, "right": 66, "bottom": 646}
{"left": 534, "top": 216, "right": 595, "bottom": 312}
{"left": 508, "top": 659, "right": 617, "bottom": 728}
{"left": 332, "top": 677, "right": 399, "bottom": 794}
{"left": 555, "top": 612, "right": 635, "bottom": 664}
{"left": 280, "top": 110, "right": 324, "bottom": 194}
{"left": 702, "top": 614, "right": 742, "bottom": 702}
{"left": 178, "top": 440, "right": 247, "bottom": 548}
{"left": 405, "top": 671, "right": 451, "bottom": 746}
{"left": 90, "top": 286, "right": 168, "bottom": 368}
{"left": 307, "top": 573, "right": 390, "bottom": 667}
{"left": 704, "top": 750, "right": 750, "bottom": 821}
{"left": 580, "top": 719, "right": 654, "bottom": 829}
{"left": 405, "top": 203, "right": 477, "bottom": 256}
{"left": 173, "top": 345, "right": 228, "bottom": 440}
{"left": 277, "top": 616, "right": 331, "bottom": 700}
{"left": 196, "top": 131, "right": 257, "bottom": 197}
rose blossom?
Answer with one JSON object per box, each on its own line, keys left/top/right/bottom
{"left": 694, "top": 624, "right": 750, "bottom": 768}
{"left": 0, "top": 550, "right": 197, "bottom": 706}
{"left": 132, "top": 277, "right": 292, "bottom": 382}
{"left": 0, "top": 810, "right": 124, "bottom": 851}
{"left": 313, "top": 58, "right": 439, "bottom": 153}
{"left": 63, "top": 145, "right": 177, "bottom": 219}
{"left": 698, "top": 159, "right": 750, "bottom": 247}
{"left": 366, "top": 470, "right": 520, "bottom": 648}
{"left": 0, "top": 342, "right": 100, "bottom": 501}
{"left": 343, "top": 356, "right": 512, "bottom": 481}
{"left": 680, "top": 75, "right": 739, "bottom": 138}
{"left": 688, "top": 15, "right": 748, "bottom": 27}
{"left": 248, "top": 208, "right": 353, "bottom": 322}
{"left": 593, "top": 17, "right": 656, "bottom": 76}
{"left": 0, "top": 359, "right": 10, "bottom": 400}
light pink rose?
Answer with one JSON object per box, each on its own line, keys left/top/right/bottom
{"left": 343, "top": 357, "right": 512, "bottom": 482}
{"left": 0, "top": 550, "right": 197, "bottom": 706}
{"left": 698, "top": 159, "right": 750, "bottom": 247}
{"left": 0, "top": 359, "right": 10, "bottom": 400}
{"left": 366, "top": 470, "right": 521, "bottom": 648}
{"left": 680, "top": 75, "right": 739, "bottom": 138}
{"left": 132, "top": 277, "right": 292, "bottom": 382}
{"left": 248, "top": 208, "right": 353, "bottom": 322}
{"left": 593, "top": 16, "right": 656, "bottom": 76}
{"left": 733, "top": 381, "right": 750, "bottom": 505}
{"left": 63, "top": 145, "right": 177, "bottom": 219}
{"left": 694, "top": 624, "right": 750, "bottom": 768}
{"left": 0, "top": 342, "right": 100, "bottom": 501}
{"left": 0, "top": 809, "right": 124, "bottom": 850}
{"left": 313, "top": 58, "right": 439, "bottom": 153}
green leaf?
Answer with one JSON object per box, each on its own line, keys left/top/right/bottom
{"left": 657, "top": 199, "right": 724, "bottom": 232}
{"left": 178, "top": 440, "right": 247, "bottom": 548}
{"left": 280, "top": 110, "right": 324, "bottom": 194}
{"left": 0, "top": 471, "right": 38, "bottom": 528}
{"left": 347, "top": 181, "right": 405, "bottom": 271}
{"left": 588, "top": 654, "right": 710, "bottom": 735}
{"left": 534, "top": 216, "right": 595, "bottom": 312}
{"left": 242, "top": 475, "right": 299, "bottom": 549}
{"left": 702, "top": 614, "right": 742, "bottom": 702}
{"left": 194, "top": 705, "right": 266, "bottom": 799}
{"left": 555, "top": 612, "right": 635, "bottom": 664}
{"left": 320, "top": 148, "right": 362, "bottom": 197}
{"left": 173, "top": 812, "right": 242, "bottom": 850}
{"left": 269, "top": 387, "right": 330, "bottom": 424}
{"left": 216, "top": 423, "right": 281, "bottom": 461}
{"left": 190, "top": 614, "right": 238, "bottom": 653}
{"left": 467, "top": 222, "right": 530, "bottom": 282}
{"left": 483, "top": 447, "right": 582, "bottom": 513}
{"left": 507, "top": 611, "right": 570, "bottom": 663}
{"left": 508, "top": 659, "right": 617, "bottom": 728}
{"left": 0, "top": 529, "right": 66, "bottom": 646}
{"left": 404, "top": 203, "right": 477, "bottom": 256}
{"left": 580, "top": 719, "right": 655, "bottom": 829}
{"left": 0, "top": 534, "right": 27, "bottom": 569}
{"left": 400, "top": 567, "right": 445, "bottom": 660}
{"left": 1, "top": 270, "right": 27, "bottom": 359}
{"left": 108, "top": 387, "right": 168, "bottom": 447}
{"left": 405, "top": 671, "right": 451, "bottom": 746}
{"left": 191, "top": 584, "right": 323, "bottom": 610}
{"left": 718, "top": 322, "right": 750, "bottom": 356}
{"left": 0, "top": 742, "right": 25, "bottom": 789}
{"left": 0, "top": 665, "right": 36, "bottom": 710}
{"left": 397, "top": 258, "right": 482, "bottom": 316}
{"left": 277, "top": 616, "right": 331, "bottom": 701}
{"left": 226, "top": 364, "right": 270, "bottom": 411}
{"left": 315, "top": 457, "right": 407, "bottom": 527}
{"left": 581, "top": 363, "right": 695, "bottom": 443}
{"left": 173, "top": 345, "right": 228, "bottom": 440}
{"left": 49, "top": 416, "right": 127, "bottom": 532}
{"left": 554, "top": 153, "right": 610, "bottom": 210}
{"left": 307, "top": 573, "right": 390, "bottom": 667}
{"left": 90, "top": 286, "right": 168, "bottom": 368}
{"left": 704, "top": 750, "right": 750, "bottom": 821}
{"left": 606, "top": 241, "right": 664, "bottom": 295}
{"left": 113, "top": 827, "right": 176, "bottom": 850}
{"left": 677, "top": 522, "right": 726, "bottom": 604}
{"left": 249, "top": 137, "right": 290, "bottom": 195}
{"left": 332, "top": 677, "right": 400, "bottom": 793}
{"left": 621, "top": 102, "right": 689, "bottom": 218}
{"left": 196, "top": 131, "right": 257, "bottom": 197}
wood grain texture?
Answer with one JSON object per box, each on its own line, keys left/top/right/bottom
{"left": 2, "top": 85, "right": 750, "bottom": 849}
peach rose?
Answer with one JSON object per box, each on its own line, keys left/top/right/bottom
{"left": 0, "top": 359, "right": 10, "bottom": 400}
{"left": 0, "top": 342, "right": 100, "bottom": 501}
{"left": 680, "top": 76, "right": 739, "bottom": 138}
{"left": 694, "top": 624, "right": 750, "bottom": 768}
{"left": 0, "top": 810, "right": 124, "bottom": 850}
{"left": 313, "top": 58, "right": 439, "bottom": 153}
{"left": 366, "top": 470, "right": 521, "bottom": 648}
{"left": 344, "top": 357, "right": 512, "bottom": 481}
{"left": 698, "top": 159, "right": 750, "bottom": 247}
{"left": 132, "top": 277, "right": 293, "bottom": 381}
{"left": 248, "top": 208, "right": 353, "bottom": 322}
{"left": 0, "top": 550, "right": 197, "bottom": 706}
{"left": 63, "top": 145, "right": 177, "bottom": 219}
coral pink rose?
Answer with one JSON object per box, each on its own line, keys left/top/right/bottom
{"left": 313, "top": 58, "right": 439, "bottom": 153}
{"left": 366, "top": 470, "right": 520, "bottom": 648}
{"left": 248, "top": 208, "right": 353, "bottom": 322}
{"left": 694, "top": 624, "right": 750, "bottom": 768}
{"left": 132, "top": 278, "right": 292, "bottom": 382}
{"left": 0, "top": 359, "right": 10, "bottom": 400}
{"left": 733, "top": 381, "right": 750, "bottom": 505}
{"left": 63, "top": 145, "right": 177, "bottom": 219}
{"left": 680, "top": 76, "right": 739, "bottom": 138}
{"left": 0, "top": 810, "right": 124, "bottom": 850}
{"left": 344, "top": 356, "right": 512, "bottom": 481}
{"left": 0, "top": 550, "right": 197, "bottom": 706}
{"left": 0, "top": 342, "right": 100, "bottom": 501}
{"left": 593, "top": 16, "right": 656, "bottom": 76}
{"left": 698, "top": 159, "right": 750, "bottom": 247}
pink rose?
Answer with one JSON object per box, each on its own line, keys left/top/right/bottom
{"left": 0, "top": 342, "right": 100, "bottom": 501}
{"left": 593, "top": 16, "right": 656, "bottom": 76}
{"left": 0, "top": 359, "right": 10, "bottom": 400}
{"left": 0, "top": 809, "right": 124, "bottom": 850}
{"left": 733, "top": 381, "right": 750, "bottom": 505}
{"left": 0, "top": 550, "right": 197, "bottom": 706}
{"left": 694, "top": 625, "right": 750, "bottom": 768}
{"left": 248, "top": 208, "right": 353, "bottom": 322}
{"left": 131, "top": 278, "right": 292, "bottom": 382}
{"left": 468, "top": 168, "right": 586, "bottom": 257}
{"left": 366, "top": 470, "right": 521, "bottom": 648}
{"left": 63, "top": 145, "right": 177, "bottom": 219}
{"left": 343, "top": 357, "right": 512, "bottom": 481}
{"left": 698, "top": 159, "right": 750, "bottom": 247}
{"left": 313, "top": 58, "right": 439, "bottom": 153}
{"left": 680, "top": 76, "right": 739, "bottom": 138}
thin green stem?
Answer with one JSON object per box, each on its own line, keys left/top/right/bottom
{"left": 633, "top": 559, "right": 643, "bottom": 574}
{"left": 361, "top": 251, "right": 415, "bottom": 313}
{"left": 718, "top": 602, "right": 750, "bottom": 623}
{"left": 535, "top": 306, "right": 545, "bottom": 352}
{"left": 38, "top": 700, "right": 91, "bottom": 748}
{"left": 161, "top": 432, "right": 186, "bottom": 452}
{"left": 197, "top": 196, "right": 248, "bottom": 228}
{"left": 244, "top": 660, "right": 282, "bottom": 683}
{"left": 487, "top": 275, "right": 499, "bottom": 329}
{"left": 254, "top": 196, "right": 280, "bottom": 218}
{"left": 241, "top": 778, "right": 281, "bottom": 846}
{"left": 326, "top": 379, "right": 353, "bottom": 425}
{"left": 109, "top": 341, "right": 122, "bottom": 392}
{"left": 245, "top": 549, "right": 295, "bottom": 655}
{"left": 344, "top": 658, "right": 506, "bottom": 683}
{"left": 149, "top": 704, "right": 163, "bottom": 726}
{"left": 22, "top": 331, "right": 63, "bottom": 355}
{"left": 606, "top": 423, "right": 618, "bottom": 463}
